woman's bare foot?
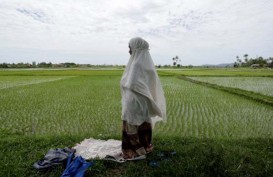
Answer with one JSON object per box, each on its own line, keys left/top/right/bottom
{"left": 122, "top": 150, "right": 136, "bottom": 159}
{"left": 146, "top": 144, "right": 154, "bottom": 153}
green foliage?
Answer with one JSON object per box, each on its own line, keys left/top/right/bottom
{"left": 0, "top": 69, "right": 124, "bottom": 76}
{"left": 0, "top": 62, "right": 130, "bottom": 69}
{"left": 37, "top": 62, "right": 52, "bottom": 68}
{"left": 172, "top": 56, "right": 180, "bottom": 66}
{"left": 233, "top": 62, "right": 239, "bottom": 68}
{"left": 0, "top": 63, "right": 9, "bottom": 68}
{"left": 235, "top": 55, "right": 271, "bottom": 67}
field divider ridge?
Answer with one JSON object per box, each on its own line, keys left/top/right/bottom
{"left": 178, "top": 76, "right": 273, "bottom": 107}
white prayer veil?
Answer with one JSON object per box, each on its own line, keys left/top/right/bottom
{"left": 120, "top": 37, "right": 166, "bottom": 127}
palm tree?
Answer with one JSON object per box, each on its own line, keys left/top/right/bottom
{"left": 172, "top": 56, "right": 181, "bottom": 66}
{"left": 244, "top": 54, "right": 248, "bottom": 63}
{"left": 236, "top": 56, "right": 241, "bottom": 63}
{"left": 172, "top": 57, "right": 176, "bottom": 66}
{"left": 236, "top": 58, "right": 242, "bottom": 64}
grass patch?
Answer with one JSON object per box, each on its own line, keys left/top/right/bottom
{"left": 1, "top": 134, "right": 273, "bottom": 177}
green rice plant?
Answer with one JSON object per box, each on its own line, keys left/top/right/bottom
{"left": 0, "top": 76, "right": 122, "bottom": 137}
{"left": 1, "top": 75, "right": 272, "bottom": 139}
{"left": 1, "top": 70, "right": 273, "bottom": 177}
{"left": 188, "top": 77, "right": 273, "bottom": 96}
{"left": 158, "top": 68, "right": 273, "bottom": 77}
{"left": 0, "top": 76, "right": 74, "bottom": 89}
{"left": 155, "top": 77, "right": 273, "bottom": 139}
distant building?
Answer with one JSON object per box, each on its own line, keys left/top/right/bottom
{"left": 250, "top": 64, "right": 260, "bottom": 68}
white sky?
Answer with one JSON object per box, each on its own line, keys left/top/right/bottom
{"left": 0, "top": 0, "right": 272, "bottom": 65}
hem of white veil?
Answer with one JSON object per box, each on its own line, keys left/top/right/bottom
{"left": 122, "top": 116, "right": 165, "bottom": 129}
{"left": 151, "top": 116, "right": 165, "bottom": 129}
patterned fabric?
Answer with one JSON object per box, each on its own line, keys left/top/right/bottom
{"left": 33, "top": 148, "right": 75, "bottom": 169}
{"left": 122, "top": 121, "right": 152, "bottom": 159}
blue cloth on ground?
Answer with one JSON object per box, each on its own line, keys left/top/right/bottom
{"left": 61, "top": 152, "right": 95, "bottom": 177}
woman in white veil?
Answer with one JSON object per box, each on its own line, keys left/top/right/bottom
{"left": 120, "top": 37, "right": 166, "bottom": 159}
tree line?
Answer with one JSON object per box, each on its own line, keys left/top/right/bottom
{"left": 234, "top": 54, "right": 273, "bottom": 68}
{"left": 0, "top": 62, "right": 125, "bottom": 68}
{"left": 0, "top": 62, "right": 49, "bottom": 68}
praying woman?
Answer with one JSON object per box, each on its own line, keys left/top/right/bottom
{"left": 120, "top": 37, "right": 166, "bottom": 159}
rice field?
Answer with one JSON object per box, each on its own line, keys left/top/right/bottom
{"left": 0, "top": 76, "right": 121, "bottom": 136}
{"left": 158, "top": 68, "right": 273, "bottom": 76}
{"left": 1, "top": 71, "right": 272, "bottom": 139}
{"left": 188, "top": 77, "right": 273, "bottom": 97}
{"left": 157, "top": 77, "right": 273, "bottom": 138}
{"left": 1, "top": 69, "right": 273, "bottom": 177}
{"left": 0, "top": 76, "right": 74, "bottom": 89}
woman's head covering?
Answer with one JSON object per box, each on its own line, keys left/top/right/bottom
{"left": 120, "top": 37, "right": 166, "bottom": 127}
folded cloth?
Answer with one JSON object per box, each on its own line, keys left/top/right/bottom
{"left": 33, "top": 147, "right": 75, "bottom": 169}
{"left": 61, "top": 152, "right": 94, "bottom": 177}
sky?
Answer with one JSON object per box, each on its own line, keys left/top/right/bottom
{"left": 0, "top": 0, "right": 272, "bottom": 66}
